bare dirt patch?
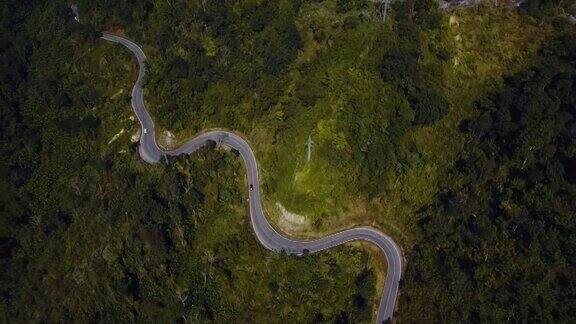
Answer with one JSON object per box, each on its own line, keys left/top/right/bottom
{"left": 276, "top": 202, "right": 310, "bottom": 232}
{"left": 158, "top": 130, "right": 176, "bottom": 148}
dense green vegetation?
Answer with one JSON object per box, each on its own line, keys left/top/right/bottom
{"left": 401, "top": 34, "right": 576, "bottom": 321}
{"left": 1, "top": 0, "right": 575, "bottom": 322}
{"left": 0, "top": 1, "right": 376, "bottom": 322}
{"left": 74, "top": 0, "right": 469, "bottom": 232}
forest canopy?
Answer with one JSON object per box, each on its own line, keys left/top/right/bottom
{"left": 401, "top": 33, "right": 576, "bottom": 322}
{"left": 1, "top": 0, "right": 575, "bottom": 322}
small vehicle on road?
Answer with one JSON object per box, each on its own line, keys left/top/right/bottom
{"left": 143, "top": 128, "right": 148, "bottom": 134}
{"left": 249, "top": 184, "right": 254, "bottom": 191}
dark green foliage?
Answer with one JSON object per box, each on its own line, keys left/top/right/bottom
{"left": 520, "top": 0, "right": 574, "bottom": 17}
{"left": 104, "top": 0, "right": 304, "bottom": 133}
{"left": 400, "top": 33, "right": 576, "bottom": 322}
{"left": 395, "top": 0, "right": 443, "bottom": 33}
{"left": 336, "top": 0, "right": 368, "bottom": 13}
{"left": 71, "top": 21, "right": 102, "bottom": 41}
{"left": 379, "top": 2, "right": 449, "bottom": 126}
{"left": 379, "top": 46, "right": 421, "bottom": 84}
{"left": 403, "top": 83, "right": 449, "bottom": 126}
{"left": 76, "top": 0, "right": 154, "bottom": 28}
{"left": 256, "top": 22, "right": 303, "bottom": 76}
{"left": 2, "top": 0, "right": 575, "bottom": 322}
{"left": 167, "top": 56, "right": 189, "bottom": 79}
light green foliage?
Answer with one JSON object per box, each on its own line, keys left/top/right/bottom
{"left": 79, "top": 0, "right": 569, "bottom": 255}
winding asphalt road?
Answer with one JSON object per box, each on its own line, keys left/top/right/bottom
{"left": 101, "top": 33, "right": 403, "bottom": 323}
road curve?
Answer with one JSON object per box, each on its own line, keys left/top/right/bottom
{"left": 101, "top": 33, "right": 402, "bottom": 323}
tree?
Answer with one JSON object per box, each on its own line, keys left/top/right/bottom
{"left": 167, "top": 56, "right": 189, "bottom": 79}
{"left": 404, "top": 83, "right": 449, "bottom": 126}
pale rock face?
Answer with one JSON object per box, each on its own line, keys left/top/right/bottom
{"left": 108, "top": 128, "right": 125, "bottom": 145}
{"left": 158, "top": 130, "right": 176, "bottom": 148}
{"left": 276, "top": 202, "right": 309, "bottom": 233}
{"left": 131, "top": 129, "right": 141, "bottom": 143}
{"left": 449, "top": 16, "right": 459, "bottom": 26}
